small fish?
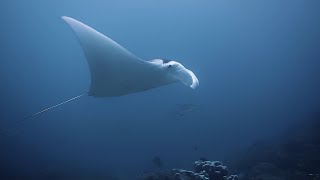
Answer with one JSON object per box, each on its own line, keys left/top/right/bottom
{"left": 199, "top": 157, "right": 208, "bottom": 161}
{"left": 0, "top": 128, "right": 11, "bottom": 136}
{"left": 152, "top": 156, "right": 163, "bottom": 168}
{"left": 170, "top": 103, "right": 200, "bottom": 119}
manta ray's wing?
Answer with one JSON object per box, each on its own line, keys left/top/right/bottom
{"left": 62, "top": 16, "right": 169, "bottom": 97}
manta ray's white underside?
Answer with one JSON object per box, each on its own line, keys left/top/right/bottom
{"left": 62, "top": 16, "right": 199, "bottom": 97}
{"left": 26, "top": 16, "right": 200, "bottom": 118}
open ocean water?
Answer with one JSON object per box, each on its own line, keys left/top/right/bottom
{"left": 0, "top": 1, "right": 320, "bottom": 179}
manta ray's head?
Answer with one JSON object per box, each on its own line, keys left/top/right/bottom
{"left": 161, "top": 59, "right": 199, "bottom": 89}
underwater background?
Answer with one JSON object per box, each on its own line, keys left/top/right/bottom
{"left": 0, "top": 0, "right": 320, "bottom": 179}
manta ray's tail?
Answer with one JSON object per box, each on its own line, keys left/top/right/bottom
{"left": 25, "top": 92, "right": 88, "bottom": 119}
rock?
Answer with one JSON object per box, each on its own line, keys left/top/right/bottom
{"left": 142, "top": 159, "right": 237, "bottom": 180}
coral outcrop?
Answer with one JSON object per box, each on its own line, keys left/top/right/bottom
{"left": 142, "top": 160, "right": 238, "bottom": 180}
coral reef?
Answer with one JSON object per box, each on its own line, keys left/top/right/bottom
{"left": 229, "top": 113, "right": 320, "bottom": 180}
{"left": 143, "top": 113, "right": 320, "bottom": 180}
{"left": 141, "top": 160, "right": 238, "bottom": 180}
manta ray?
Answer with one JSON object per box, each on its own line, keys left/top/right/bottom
{"left": 31, "top": 16, "right": 199, "bottom": 117}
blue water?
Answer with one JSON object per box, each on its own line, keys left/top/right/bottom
{"left": 0, "top": 0, "right": 319, "bottom": 179}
